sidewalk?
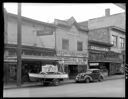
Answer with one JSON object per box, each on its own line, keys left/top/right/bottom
{"left": 4, "top": 74, "right": 125, "bottom": 89}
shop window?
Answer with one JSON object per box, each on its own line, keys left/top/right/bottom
{"left": 77, "top": 41, "right": 83, "bottom": 51}
{"left": 62, "top": 39, "right": 69, "bottom": 50}
{"left": 24, "top": 50, "right": 33, "bottom": 55}
{"left": 33, "top": 51, "right": 41, "bottom": 56}
{"left": 8, "top": 49, "right": 16, "bottom": 56}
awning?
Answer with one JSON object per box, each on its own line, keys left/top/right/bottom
{"left": 89, "top": 60, "right": 122, "bottom": 63}
{"left": 4, "top": 59, "right": 17, "bottom": 63}
{"left": 4, "top": 55, "right": 61, "bottom": 61}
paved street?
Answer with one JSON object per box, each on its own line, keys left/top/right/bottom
{"left": 3, "top": 79, "right": 125, "bottom": 97}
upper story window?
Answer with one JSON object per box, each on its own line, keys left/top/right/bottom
{"left": 112, "top": 35, "right": 118, "bottom": 47}
{"left": 62, "top": 39, "right": 69, "bottom": 50}
{"left": 120, "top": 37, "right": 125, "bottom": 49}
{"left": 77, "top": 41, "right": 83, "bottom": 51}
{"left": 8, "top": 49, "right": 16, "bottom": 56}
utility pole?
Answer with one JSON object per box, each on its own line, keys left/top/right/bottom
{"left": 4, "top": 8, "right": 8, "bottom": 44}
{"left": 17, "top": 3, "right": 22, "bottom": 87}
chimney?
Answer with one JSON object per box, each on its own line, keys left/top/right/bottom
{"left": 105, "top": 8, "right": 110, "bottom": 16}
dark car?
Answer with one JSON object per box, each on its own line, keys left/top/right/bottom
{"left": 75, "top": 69, "right": 104, "bottom": 83}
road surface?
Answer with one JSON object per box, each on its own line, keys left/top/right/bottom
{"left": 3, "top": 79, "right": 125, "bottom": 97}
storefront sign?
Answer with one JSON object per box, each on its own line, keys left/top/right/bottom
{"left": 90, "top": 63, "right": 99, "bottom": 66}
{"left": 57, "top": 50, "right": 87, "bottom": 57}
{"left": 89, "top": 51, "right": 121, "bottom": 63}
{"left": 58, "top": 57, "right": 87, "bottom": 65}
{"left": 90, "top": 46, "right": 109, "bottom": 51}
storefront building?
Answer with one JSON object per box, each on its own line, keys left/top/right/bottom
{"left": 88, "top": 40, "right": 123, "bottom": 76}
{"left": 3, "top": 10, "right": 58, "bottom": 84}
{"left": 79, "top": 9, "right": 125, "bottom": 75}
{"left": 54, "top": 17, "right": 89, "bottom": 79}
{"left": 4, "top": 44, "right": 58, "bottom": 84}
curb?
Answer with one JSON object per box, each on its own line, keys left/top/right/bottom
{"left": 4, "top": 75, "right": 125, "bottom": 90}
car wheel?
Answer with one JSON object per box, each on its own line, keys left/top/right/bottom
{"left": 53, "top": 79, "right": 60, "bottom": 86}
{"left": 75, "top": 81, "right": 79, "bottom": 83}
{"left": 99, "top": 76, "right": 103, "bottom": 82}
{"left": 85, "top": 78, "right": 90, "bottom": 83}
{"left": 40, "top": 79, "right": 44, "bottom": 86}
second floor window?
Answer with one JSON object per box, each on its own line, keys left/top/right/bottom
{"left": 112, "top": 35, "right": 118, "bottom": 47}
{"left": 120, "top": 37, "right": 125, "bottom": 49}
{"left": 62, "top": 39, "right": 69, "bottom": 50}
{"left": 77, "top": 41, "right": 83, "bottom": 51}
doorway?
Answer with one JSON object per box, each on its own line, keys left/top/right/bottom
{"left": 68, "top": 65, "right": 78, "bottom": 79}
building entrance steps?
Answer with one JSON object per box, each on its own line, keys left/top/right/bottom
{"left": 4, "top": 74, "right": 125, "bottom": 90}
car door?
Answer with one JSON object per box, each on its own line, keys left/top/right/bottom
{"left": 91, "top": 70, "right": 99, "bottom": 81}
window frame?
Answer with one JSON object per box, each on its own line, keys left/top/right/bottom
{"left": 77, "top": 41, "right": 83, "bottom": 51}
{"left": 112, "top": 35, "right": 118, "bottom": 47}
{"left": 62, "top": 38, "right": 69, "bottom": 50}
{"left": 120, "top": 37, "right": 125, "bottom": 49}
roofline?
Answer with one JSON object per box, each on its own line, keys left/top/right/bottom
{"left": 55, "top": 18, "right": 89, "bottom": 32}
{"left": 89, "top": 12, "right": 125, "bottom": 21}
{"left": 7, "top": 12, "right": 56, "bottom": 28}
{"left": 89, "top": 25, "right": 125, "bottom": 32}
{"left": 79, "top": 12, "right": 125, "bottom": 25}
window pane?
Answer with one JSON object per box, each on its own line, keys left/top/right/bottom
{"left": 62, "top": 39, "right": 69, "bottom": 50}
{"left": 120, "top": 37, "right": 125, "bottom": 48}
{"left": 77, "top": 41, "right": 83, "bottom": 51}
{"left": 112, "top": 35, "right": 117, "bottom": 47}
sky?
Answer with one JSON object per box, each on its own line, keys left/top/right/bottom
{"left": 3, "top": 3, "right": 125, "bottom": 23}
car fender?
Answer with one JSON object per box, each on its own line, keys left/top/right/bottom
{"left": 84, "top": 75, "right": 93, "bottom": 81}
{"left": 100, "top": 74, "right": 105, "bottom": 79}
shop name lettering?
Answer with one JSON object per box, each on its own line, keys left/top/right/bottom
{"left": 57, "top": 50, "right": 87, "bottom": 57}
{"left": 90, "top": 46, "right": 109, "bottom": 51}
{"left": 89, "top": 52, "right": 119, "bottom": 61}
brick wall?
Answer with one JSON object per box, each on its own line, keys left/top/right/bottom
{"left": 89, "top": 28, "right": 110, "bottom": 44}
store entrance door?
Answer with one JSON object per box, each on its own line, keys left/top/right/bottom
{"left": 68, "top": 65, "right": 78, "bottom": 79}
{"left": 4, "top": 63, "right": 17, "bottom": 84}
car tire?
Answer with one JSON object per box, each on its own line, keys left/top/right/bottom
{"left": 53, "top": 79, "right": 60, "bottom": 86}
{"left": 40, "top": 79, "right": 44, "bottom": 86}
{"left": 75, "top": 81, "right": 79, "bottom": 83}
{"left": 99, "top": 76, "right": 103, "bottom": 82}
{"left": 85, "top": 78, "right": 90, "bottom": 83}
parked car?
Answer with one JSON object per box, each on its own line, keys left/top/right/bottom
{"left": 75, "top": 69, "right": 104, "bottom": 83}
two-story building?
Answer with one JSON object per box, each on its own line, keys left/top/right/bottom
{"left": 40, "top": 17, "right": 89, "bottom": 79}
{"left": 4, "top": 10, "right": 59, "bottom": 84}
{"left": 88, "top": 27, "right": 124, "bottom": 75}
{"left": 79, "top": 9, "right": 125, "bottom": 75}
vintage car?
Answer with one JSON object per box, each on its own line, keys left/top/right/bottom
{"left": 75, "top": 69, "right": 104, "bottom": 83}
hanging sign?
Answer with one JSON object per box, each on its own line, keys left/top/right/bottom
{"left": 41, "top": 64, "right": 58, "bottom": 72}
